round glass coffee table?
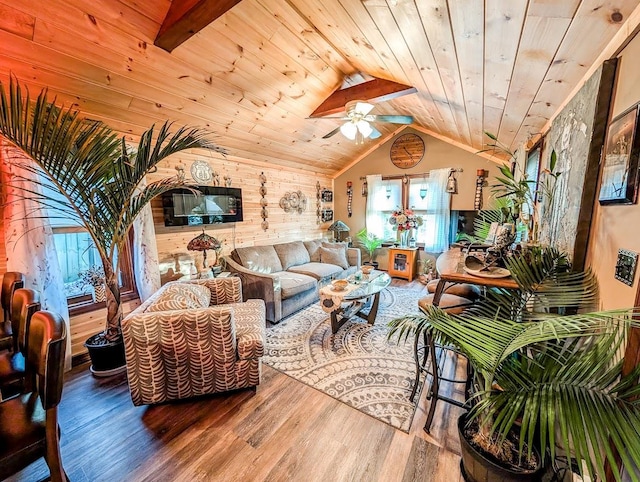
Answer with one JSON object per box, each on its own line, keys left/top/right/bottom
{"left": 319, "top": 271, "right": 391, "bottom": 333}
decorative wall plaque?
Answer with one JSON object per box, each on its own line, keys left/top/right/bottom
{"left": 190, "top": 160, "right": 213, "bottom": 184}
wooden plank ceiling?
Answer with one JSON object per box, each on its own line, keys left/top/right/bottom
{"left": 0, "top": 0, "right": 637, "bottom": 176}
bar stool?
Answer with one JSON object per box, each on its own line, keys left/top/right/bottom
{"left": 413, "top": 292, "right": 475, "bottom": 433}
{"left": 0, "top": 272, "right": 25, "bottom": 351}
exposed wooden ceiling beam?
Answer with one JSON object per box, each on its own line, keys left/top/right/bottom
{"left": 309, "top": 78, "right": 417, "bottom": 118}
{"left": 155, "top": 0, "right": 243, "bottom": 52}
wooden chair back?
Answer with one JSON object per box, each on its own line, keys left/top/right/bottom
{"left": 10, "top": 288, "right": 40, "bottom": 354}
{"left": 1, "top": 272, "right": 25, "bottom": 324}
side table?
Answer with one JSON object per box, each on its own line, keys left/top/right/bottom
{"left": 387, "top": 247, "right": 418, "bottom": 281}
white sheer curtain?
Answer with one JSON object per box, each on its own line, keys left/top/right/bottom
{"left": 365, "top": 174, "right": 384, "bottom": 238}
{"left": 1, "top": 141, "right": 72, "bottom": 370}
{"left": 424, "top": 168, "right": 451, "bottom": 252}
{"left": 133, "top": 178, "right": 161, "bottom": 301}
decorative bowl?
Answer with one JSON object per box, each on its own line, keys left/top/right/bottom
{"left": 331, "top": 279, "right": 349, "bottom": 291}
{"left": 361, "top": 265, "right": 374, "bottom": 275}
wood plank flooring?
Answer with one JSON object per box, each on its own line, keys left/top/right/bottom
{"left": 8, "top": 280, "right": 467, "bottom": 482}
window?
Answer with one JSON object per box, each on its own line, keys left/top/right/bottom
{"left": 365, "top": 172, "right": 451, "bottom": 252}
{"left": 46, "top": 182, "right": 137, "bottom": 312}
{"left": 366, "top": 178, "right": 403, "bottom": 240}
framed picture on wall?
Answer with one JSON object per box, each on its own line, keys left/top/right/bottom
{"left": 599, "top": 104, "right": 640, "bottom": 205}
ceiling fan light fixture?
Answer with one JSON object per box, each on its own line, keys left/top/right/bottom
{"left": 354, "top": 101, "right": 374, "bottom": 116}
{"left": 340, "top": 122, "right": 357, "bottom": 140}
{"left": 356, "top": 120, "right": 373, "bottom": 137}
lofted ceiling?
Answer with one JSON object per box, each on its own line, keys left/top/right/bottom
{"left": 0, "top": 0, "right": 639, "bottom": 176}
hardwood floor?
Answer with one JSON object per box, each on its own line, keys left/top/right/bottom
{"left": 8, "top": 280, "right": 467, "bottom": 482}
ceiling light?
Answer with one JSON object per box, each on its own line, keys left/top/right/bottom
{"left": 357, "top": 120, "right": 372, "bottom": 137}
{"left": 354, "top": 101, "right": 374, "bottom": 116}
{"left": 340, "top": 122, "right": 357, "bottom": 140}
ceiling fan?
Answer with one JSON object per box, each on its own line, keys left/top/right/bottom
{"left": 320, "top": 100, "right": 413, "bottom": 144}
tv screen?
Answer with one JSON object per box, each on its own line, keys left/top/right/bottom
{"left": 163, "top": 187, "right": 243, "bottom": 226}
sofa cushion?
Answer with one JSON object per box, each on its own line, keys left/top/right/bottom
{"left": 304, "top": 239, "right": 324, "bottom": 262}
{"left": 146, "top": 284, "right": 211, "bottom": 312}
{"left": 274, "top": 241, "right": 311, "bottom": 270}
{"left": 288, "top": 262, "right": 344, "bottom": 280}
{"left": 318, "top": 246, "right": 349, "bottom": 269}
{"left": 273, "top": 272, "right": 317, "bottom": 299}
{"left": 233, "top": 245, "right": 283, "bottom": 273}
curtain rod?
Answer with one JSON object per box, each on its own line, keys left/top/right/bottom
{"left": 359, "top": 168, "right": 463, "bottom": 182}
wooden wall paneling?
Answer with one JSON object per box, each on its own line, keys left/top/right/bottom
{"left": 70, "top": 299, "right": 140, "bottom": 357}
{"left": 119, "top": 0, "right": 172, "bottom": 26}
{"left": 497, "top": 15, "right": 572, "bottom": 150}
{"left": 255, "top": 0, "right": 353, "bottom": 74}
{"left": 373, "top": 1, "right": 468, "bottom": 145}
{"left": 149, "top": 152, "right": 332, "bottom": 281}
{"left": 337, "top": 0, "right": 444, "bottom": 132}
{"left": 447, "top": 0, "right": 485, "bottom": 148}
{"left": 61, "top": 0, "right": 163, "bottom": 41}
{"left": 413, "top": 0, "right": 472, "bottom": 145}
{"left": 482, "top": 0, "right": 528, "bottom": 138}
{"left": 515, "top": 0, "right": 637, "bottom": 147}
{"left": 0, "top": 3, "right": 35, "bottom": 40}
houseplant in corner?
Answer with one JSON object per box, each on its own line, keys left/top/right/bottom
{"left": 356, "top": 228, "right": 383, "bottom": 268}
{"left": 389, "top": 246, "right": 640, "bottom": 481}
{"left": 0, "top": 78, "right": 225, "bottom": 375}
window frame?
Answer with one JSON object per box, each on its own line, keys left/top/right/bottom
{"left": 52, "top": 227, "right": 138, "bottom": 315}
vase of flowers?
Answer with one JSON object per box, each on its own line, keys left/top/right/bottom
{"left": 389, "top": 208, "right": 423, "bottom": 247}
{"left": 79, "top": 265, "right": 106, "bottom": 303}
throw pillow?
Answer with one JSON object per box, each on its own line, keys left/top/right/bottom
{"left": 146, "top": 284, "right": 211, "bottom": 312}
{"left": 274, "top": 241, "right": 311, "bottom": 270}
{"left": 318, "top": 246, "right": 349, "bottom": 269}
{"left": 304, "top": 239, "right": 324, "bottom": 262}
{"left": 322, "top": 241, "right": 349, "bottom": 265}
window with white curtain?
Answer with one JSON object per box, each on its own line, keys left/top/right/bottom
{"left": 365, "top": 170, "right": 452, "bottom": 252}
{"left": 366, "top": 177, "right": 402, "bottom": 241}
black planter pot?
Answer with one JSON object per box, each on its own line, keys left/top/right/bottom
{"left": 364, "top": 261, "right": 379, "bottom": 269}
{"left": 458, "top": 415, "right": 544, "bottom": 482}
{"left": 84, "top": 334, "right": 127, "bottom": 377}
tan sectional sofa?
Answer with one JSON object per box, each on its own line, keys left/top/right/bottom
{"left": 223, "top": 240, "right": 361, "bottom": 323}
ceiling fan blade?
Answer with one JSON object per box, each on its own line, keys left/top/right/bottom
{"left": 322, "top": 126, "right": 342, "bottom": 139}
{"left": 369, "top": 126, "right": 382, "bottom": 139}
{"left": 372, "top": 115, "right": 413, "bottom": 124}
{"left": 310, "top": 116, "right": 351, "bottom": 120}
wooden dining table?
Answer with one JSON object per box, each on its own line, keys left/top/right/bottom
{"left": 432, "top": 248, "right": 519, "bottom": 303}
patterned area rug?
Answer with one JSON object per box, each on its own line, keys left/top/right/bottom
{"left": 263, "top": 286, "right": 425, "bottom": 433}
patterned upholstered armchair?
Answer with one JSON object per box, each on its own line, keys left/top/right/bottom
{"left": 122, "top": 277, "right": 265, "bottom": 406}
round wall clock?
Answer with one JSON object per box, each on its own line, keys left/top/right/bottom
{"left": 390, "top": 133, "right": 425, "bottom": 169}
{"left": 190, "top": 160, "right": 213, "bottom": 184}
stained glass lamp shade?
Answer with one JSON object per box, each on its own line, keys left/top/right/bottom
{"left": 187, "top": 230, "right": 221, "bottom": 270}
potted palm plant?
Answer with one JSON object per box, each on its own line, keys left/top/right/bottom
{"left": 389, "top": 246, "right": 640, "bottom": 481}
{"left": 0, "top": 78, "right": 225, "bottom": 375}
{"left": 356, "top": 228, "right": 383, "bottom": 268}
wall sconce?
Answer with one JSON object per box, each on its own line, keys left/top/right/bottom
{"left": 474, "top": 169, "right": 486, "bottom": 210}
{"left": 419, "top": 174, "right": 427, "bottom": 200}
{"left": 385, "top": 182, "right": 392, "bottom": 199}
{"left": 446, "top": 170, "right": 458, "bottom": 194}
{"left": 361, "top": 177, "right": 368, "bottom": 197}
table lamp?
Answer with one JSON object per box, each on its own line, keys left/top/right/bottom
{"left": 187, "top": 229, "right": 221, "bottom": 270}
{"left": 328, "top": 220, "right": 350, "bottom": 242}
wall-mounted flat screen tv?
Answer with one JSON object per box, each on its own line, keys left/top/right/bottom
{"left": 162, "top": 186, "right": 243, "bottom": 226}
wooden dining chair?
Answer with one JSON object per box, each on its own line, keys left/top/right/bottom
{"left": 0, "top": 288, "right": 41, "bottom": 397}
{"left": 0, "top": 311, "right": 68, "bottom": 482}
{"left": 0, "top": 272, "right": 26, "bottom": 351}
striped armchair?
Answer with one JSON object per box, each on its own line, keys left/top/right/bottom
{"left": 122, "top": 277, "right": 266, "bottom": 406}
